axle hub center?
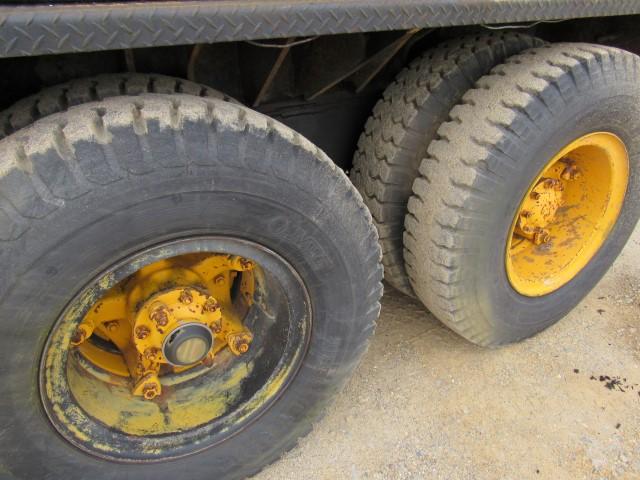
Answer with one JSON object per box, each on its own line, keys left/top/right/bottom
{"left": 163, "top": 323, "right": 214, "bottom": 366}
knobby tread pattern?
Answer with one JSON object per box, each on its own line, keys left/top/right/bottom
{"left": 0, "top": 93, "right": 382, "bottom": 303}
{"left": 0, "top": 94, "right": 383, "bottom": 475}
{"left": 0, "top": 73, "right": 236, "bottom": 140}
{"left": 351, "top": 32, "right": 543, "bottom": 296}
{"left": 1, "top": 1, "right": 640, "bottom": 58}
{"left": 403, "top": 43, "right": 640, "bottom": 346}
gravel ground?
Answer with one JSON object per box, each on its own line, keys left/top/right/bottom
{"left": 255, "top": 225, "right": 640, "bottom": 480}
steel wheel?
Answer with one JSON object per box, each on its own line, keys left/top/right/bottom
{"left": 506, "top": 132, "right": 629, "bottom": 296}
{"left": 40, "top": 237, "right": 310, "bottom": 461}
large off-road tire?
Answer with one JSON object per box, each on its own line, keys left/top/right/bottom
{"left": 405, "top": 43, "right": 640, "bottom": 346}
{"left": 0, "top": 73, "right": 235, "bottom": 139}
{"left": 0, "top": 94, "right": 382, "bottom": 479}
{"left": 351, "top": 32, "right": 544, "bottom": 296}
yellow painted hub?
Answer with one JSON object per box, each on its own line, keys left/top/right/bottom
{"left": 506, "top": 132, "right": 629, "bottom": 296}
{"left": 72, "top": 253, "right": 255, "bottom": 399}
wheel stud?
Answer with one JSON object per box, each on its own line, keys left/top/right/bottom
{"left": 144, "top": 347, "right": 160, "bottom": 361}
{"left": 70, "top": 326, "right": 88, "bottom": 346}
{"left": 179, "top": 288, "right": 193, "bottom": 304}
{"left": 239, "top": 258, "right": 254, "bottom": 270}
{"left": 227, "top": 332, "right": 252, "bottom": 355}
{"left": 561, "top": 165, "right": 581, "bottom": 180}
{"left": 142, "top": 383, "right": 160, "bottom": 400}
{"left": 533, "top": 228, "right": 551, "bottom": 245}
{"left": 149, "top": 303, "right": 169, "bottom": 327}
{"left": 543, "top": 178, "right": 562, "bottom": 190}
{"left": 135, "top": 325, "right": 150, "bottom": 340}
{"left": 105, "top": 320, "right": 120, "bottom": 333}
{"left": 202, "top": 297, "right": 220, "bottom": 313}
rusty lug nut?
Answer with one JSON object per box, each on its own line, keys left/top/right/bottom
{"left": 210, "top": 321, "right": 222, "bottom": 334}
{"left": 520, "top": 210, "right": 533, "bottom": 219}
{"left": 530, "top": 192, "right": 541, "bottom": 200}
{"left": 135, "top": 325, "right": 151, "bottom": 340}
{"left": 149, "top": 303, "right": 170, "bottom": 326}
{"left": 533, "top": 229, "right": 551, "bottom": 245}
{"left": 521, "top": 225, "right": 533, "bottom": 234}
{"left": 214, "top": 274, "right": 225, "bottom": 285}
{"left": 104, "top": 320, "right": 119, "bottom": 332}
{"left": 142, "top": 383, "right": 160, "bottom": 400}
{"left": 144, "top": 347, "right": 160, "bottom": 361}
{"left": 202, "top": 297, "right": 220, "bottom": 313}
{"left": 179, "top": 288, "right": 194, "bottom": 304}
{"left": 239, "top": 257, "right": 254, "bottom": 270}
{"left": 543, "top": 178, "right": 560, "bottom": 189}
{"left": 70, "top": 327, "right": 86, "bottom": 345}
{"left": 561, "top": 165, "right": 581, "bottom": 180}
{"left": 233, "top": 336, "right": 250, "bottom": 354}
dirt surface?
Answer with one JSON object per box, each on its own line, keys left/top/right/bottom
{"left": 255, "top": 225, "right": 640, "bottom": 480}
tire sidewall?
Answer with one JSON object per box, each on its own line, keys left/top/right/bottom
{"left": 472, "top": 83, "right": 640, "bottom": 342}
{"left": 0, "top": 124, "right": 375, "bottom": 478}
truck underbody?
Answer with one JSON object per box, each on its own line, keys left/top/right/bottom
{"left": 0, "top": 2, "right": 639, "bottom": 479}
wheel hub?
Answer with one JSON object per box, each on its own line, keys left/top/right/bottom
{"left": 506, "top": 132, "right": 629, "bottom": 296}
{"left": 70, "top": 253, "right": 256, "bottom": 399}
{"left": 514, "top": 176, "right": 564, "bottom": 245}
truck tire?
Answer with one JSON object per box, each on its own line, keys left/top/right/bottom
{"left": 351, "top": 32, "right": 543, "bottom": 296}
{"left": 0, "top": 73, "right": 235, "bottom": 139}
{"left": 0, "top": 94, "right": 382, "bottom": 479}
{"left": 405, "top": 43, "right": 640, "bottom": 346}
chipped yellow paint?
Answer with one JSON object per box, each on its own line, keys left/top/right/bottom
{"left": 40, "top": 241, "right": 311, "bottom": 462}
{"left": 507, "top": 132, "right": 629, "bottom": 296}
{"left": 67, "top": 354, "right": 252, "bottom": 436}
{"left": 72, "top": 253, "right": 255, "bottom": 398}
{"left": 42, "top": 251, "right": 264, "bottom": 452}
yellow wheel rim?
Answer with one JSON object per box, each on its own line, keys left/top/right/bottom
{"left": 506, "top": 132, "right": 629, "bottom": 297}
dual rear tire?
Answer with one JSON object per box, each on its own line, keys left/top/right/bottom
{"left": 354, "top": 39, "right": 640, "bottom": 346}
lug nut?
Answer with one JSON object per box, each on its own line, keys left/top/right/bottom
{"left": 179, "top": 288, "right": 194, "bottom": 304}
{"left": 142, "top": 383, "right": 160, "bottom": 400}
{"left": 227, "top": 332, "right": 252, "bottom": 355}
{"left": 561, "top": 165, "right": 581, "bottom": 180}
{"left": 105, "top": 320, "right": 119, "bottom": 333}
{"left": 520, "top": 210, "right": 533, "bottom": 218}
{"left": 135, "top": 325, "right": 151, "bottom": 340}
{"left": 533, "top": 229, "right": 551, "bottom": 245}
{"left": 530, "top": 192, "right": 540, "bottom": 200}
{"left": 543, "top": 178, "right": 561, "bottom": 190}
{"left": 214, "top": 274, "right": 225, "bottom": 285}
{"left": 70, "top": 326, "right": 87, "bottom": 346}
{"left": 239, "top": 258, "right": 254, "bottom": 270}
{"left": 149, "top": 303, "right": 169, "bottom": 327}
{"left": 202, "top": 297, "right": 220, "bottom": 313}
{"left": 144, "top": 347, "right": 160, "bottom": 361}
